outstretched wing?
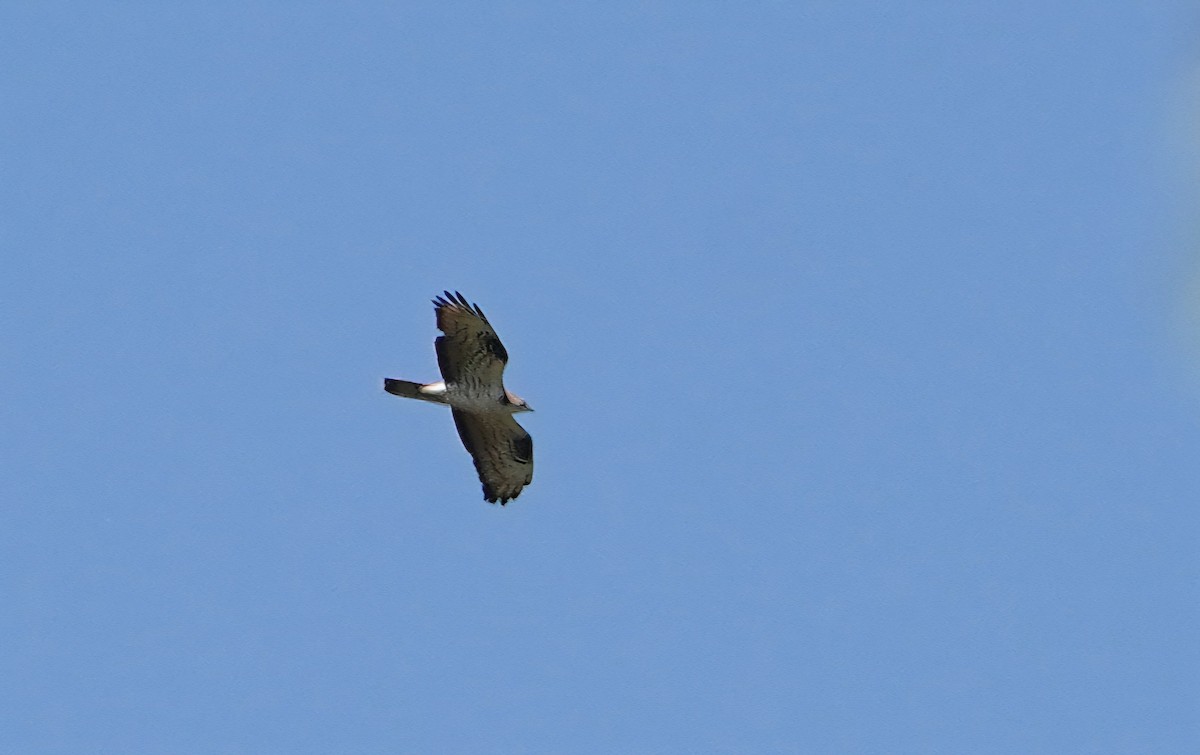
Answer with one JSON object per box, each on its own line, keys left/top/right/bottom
{"left": 451, "top": 409, "right": 533, "bottom": 505}
{"left": 433, "top": 291, "right": 508, "bottom": 390}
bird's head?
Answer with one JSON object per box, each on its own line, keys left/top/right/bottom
{"left": 505, "top": 390, "right": 534, "bottom": 413}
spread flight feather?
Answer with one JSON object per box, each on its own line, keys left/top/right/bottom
{"left": 384, "top": 291, "right": 534, "bottom": 504}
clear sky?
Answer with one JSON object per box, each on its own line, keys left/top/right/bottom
{"left": 2, "top": 4, "right": 1197, "bottom": 753}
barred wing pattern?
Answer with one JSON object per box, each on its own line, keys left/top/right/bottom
{"left": 432, "top": 291, "right": 509, "bottom": 391}
{"left": 451, "top": 409, "right": 533, "bottom": 504}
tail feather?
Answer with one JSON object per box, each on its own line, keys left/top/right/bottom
{"left": 384, "top": 378, "right": 424, "bottom": 398}
{"left": 384, "top": 378, "right": 448, "bottom": 404}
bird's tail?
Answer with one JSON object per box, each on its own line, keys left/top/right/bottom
{"left": 383, "top": 378, "right": 448, "bottom": 404}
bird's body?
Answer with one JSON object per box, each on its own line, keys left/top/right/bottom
{"left": 384, "top": 292, "right": 534, "bottom": 505}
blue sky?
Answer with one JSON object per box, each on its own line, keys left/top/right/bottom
{"left": 2, "top": 3, "right": 1197, "bottom": 752}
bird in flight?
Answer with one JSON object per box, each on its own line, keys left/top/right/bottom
{"left": 384, "top": 291, "right": 534, "bottom": 504}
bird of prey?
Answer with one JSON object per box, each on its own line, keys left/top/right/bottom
{"left": 384, "top": 291, "right": 534, "bottom": 504}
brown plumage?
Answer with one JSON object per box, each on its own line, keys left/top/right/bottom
{"left": 384, "top": 291, "right": 534, "bottom": 505}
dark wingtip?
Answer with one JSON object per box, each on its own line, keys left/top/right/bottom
{"left": 482, "top": 484, "right": 521, "bottom": 505}
{"left": 432, "top": 290, "right": 489, "bottom": 323}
